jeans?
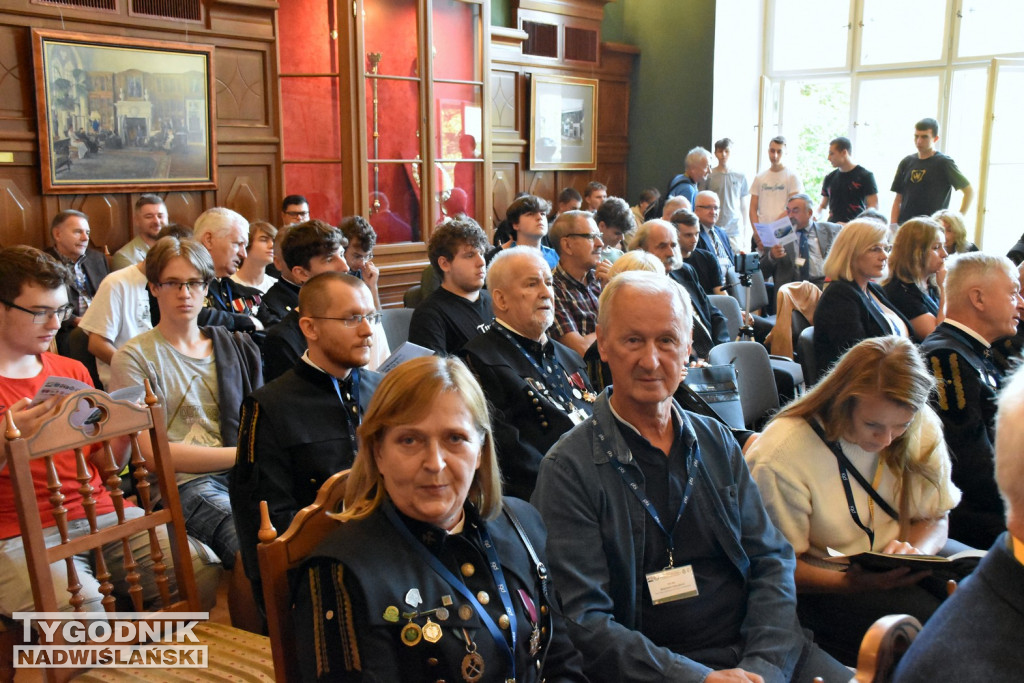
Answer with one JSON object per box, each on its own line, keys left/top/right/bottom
{"left": 0, "top": 507, "right": 222, "bottom": 615}
{"left": 178, "top": 473, "right": 239, "bottom": 570}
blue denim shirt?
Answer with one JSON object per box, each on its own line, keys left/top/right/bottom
{"left": 532, "top": 390, "right": 805, "bottom": 683}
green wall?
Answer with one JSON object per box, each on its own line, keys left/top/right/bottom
{"left": 491, "top": 0, "right": 510, "bottom": 27}
{"left": 602, "top": 0, "right": 716, "bottom": 202}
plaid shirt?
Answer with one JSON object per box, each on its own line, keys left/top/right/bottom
{"left": 551, "top": 263, "right": 602, "bottom": 339}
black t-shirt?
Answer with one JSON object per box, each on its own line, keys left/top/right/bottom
{"left": 408, "top": 287, "right": 493, "bottom": 355}
{"left": 890, "top": 152, "right": 970, "bottom": 223}
{"left": 881, "top": 278, "right": 939, "bottom": 321}
{"left": 821, "top": 165, "right": 878, "bottom": 223}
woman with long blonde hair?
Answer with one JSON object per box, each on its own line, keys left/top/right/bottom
{"left": 745, "top": 336, "right": 962, "bottom": 665}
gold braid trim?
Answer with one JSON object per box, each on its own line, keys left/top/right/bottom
{"left": 239, "top": 402, "right": 259, "bottom": 463}
{"left": 307, "top": 566, "right": 328, "bottom": 677}
{"left": 332, "top": 563, "right": 361, "bottom": 671}
{"left": 930, "top": 356, "right": 948, "bottom": 411}
{"left": 950, "top": 354, "right": 967, "bottom": 410}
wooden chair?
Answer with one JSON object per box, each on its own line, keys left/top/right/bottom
{"left": 851, "top": 614, "right": 922, "bottom": 683}
{"left": 3, "top": 385, "right": 273, "bottom": 682}
{"left": 258, "top": 469, "right": 350, "bottom": 683}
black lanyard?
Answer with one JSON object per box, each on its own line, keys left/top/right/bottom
{"left": 807, "top": 419, "right": 898, "bottom": 550}
{"left": 595, "top": 410, "right": 701, "bottom": 569}
{"left": 492, "top": 323, "right": 579, "bottom": 409}
{"left": 384, "top": 504, "right": 518, "bottom": 679}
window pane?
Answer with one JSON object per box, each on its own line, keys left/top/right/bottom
{"left": 431, "top": 0, "right": 481, "bottom": 82}
{"left": 958, "top": 2, "right": 1024, "bottom": 59}
{"left": 944, "top": 68, "right": 988, "bottom": 211}
{"left": 281, "top": 77, "right": 341, "bottom": 161}
{"left": 779, "top": 78, "right": 851, "bottom": 201}
{"left": 284, "top": 163, "right": 344, "bottom": 226}
{"left": 860, "top": 0, "right": 946, "bottom": 65}
{"left": 434, "top": 81, "right": 482, "bottom": 223}
{"left": 979, "top": 68, "right": 1024, "bottom": 252}
{"left": 771, "top": 0, "right": 849, "bottom": 72}
{"left": 364, "top": 0, "right": 420, "bottom": 79}
{"left": 366, "top": 78, "right": 421, "bottom": 161}
{"left": 368, "top": 162, "right": 421, "bottom": 244}
{"left": 854, "top": 75, "right": 941, "bottom": 219}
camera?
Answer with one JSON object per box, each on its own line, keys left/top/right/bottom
{"left": 733, "top": 252, "right": 760, "bottom": 275}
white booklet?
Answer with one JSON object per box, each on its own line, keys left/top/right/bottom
{"left": 31, "top": 377, "right": 146, "bottom": 406}
{"left": 376, "top": 342, "right": 434, "bottom": 374}
{"left": 754, "top": 217, "right": 799, "bottom": 248}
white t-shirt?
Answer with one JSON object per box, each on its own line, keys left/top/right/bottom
{"left": 230, "top": 271, "right": 277, "bottom": 295}
{"left": 751, "top": 167, "right": 804, "bottom": 223}
{"left": 78, "top": 265, "right": 152, "bottom": 388}
{"left": 745, "top": 411, "right": 960, "bottom": 561}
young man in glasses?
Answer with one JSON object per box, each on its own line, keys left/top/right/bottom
{"left": 109, "top": 237, "right": 262, "bottom": 579}
{"left": 232, "top": 271, "right": 382, "bottom": 603}
{"left": 0, "top": 245, "right": 220, "bottom": 615}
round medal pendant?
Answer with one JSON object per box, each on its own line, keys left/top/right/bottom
{"left": 422, "top": 618, "right": 443, "bottom": 644}
{"left": 400, "top": 622, "right": 422, "bottom": 646}
{"left": 461, "top": 651, "right": 485, "bottom": 682}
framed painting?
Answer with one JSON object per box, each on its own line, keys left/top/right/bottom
{"left": 529, "top": 74, "right": 598, "bottom": 171}
{"left": 33, "top": 29, "right": 216, "bottom": 194}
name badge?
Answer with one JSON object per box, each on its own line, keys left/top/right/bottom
{"left": 795, "top": 257, "right": 807, "bottom": 268}
{"left": 645, "top": 565, "right": 698, "bottom": 605}
{"left": 568, "top": 408, "right": 588, "bottom": 425}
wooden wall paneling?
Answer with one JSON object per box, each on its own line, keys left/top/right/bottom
{"left": 0, "top": 2, "right": 280, "bottom": 251}
{"left": 0, "top": 174, "right": 38, "bottom": 247}
{"left": 525, "top": 170, "right": 555, "bottom": 203}
{"left": 219, "top": 168, "right": 268, "bottom": 222}
{"left": 71, "top": 194, "right": 120, "bottom": 249}
{"left": 0, "top": 25, "right": 33, "bottom": 137}
{"left": 491, "top": 162, "right": 518, "bottom": 231}
{"left": 162, "top": 191, "right": 204, "bottom": 228}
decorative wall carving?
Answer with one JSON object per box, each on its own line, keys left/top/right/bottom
{"left": 215, "top": 48, "right": 267, "bottom": 125}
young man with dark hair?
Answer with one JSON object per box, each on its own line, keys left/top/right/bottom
{"left": 339, "top": 215, "right": 381, "bottom": 308}
{"left": 408, "top": 217, "right": 493, "bottom": 354}
{"left": 704, "top": 137, "right": 751, "bottom": 250}
{"left": 111, "top": 194, "right": 169, "bottom": 270}
{"left": 258, "top": 219, "right": 347, "bottom": 328}
{"left": 260, "top": 220, "right": 390, "bottom": 382}
{"left": 593, "top": 195, "right": 636, "bottom": 259}
{"left": 45, "top": 209, "right": 109, "bottom": 354}
{"left": 0, "top": 246, "right": 219, "bottom": 615}
{"left": 750, "top": 135, "right": 804, "bottom": 230}
{"left": 890, "top": 118, "right": 973, "bottom": 225}
{"left": 583, "top": 181, "right": 607, "bottom": 211}
{"left": 818, "top": 136, "right": 878, "bottom": 224}
{"left": 281, "top": 194, "right": 310, "bottom": 226}
{"left": 492, "top": 194, "right": 559, "bottom": 269}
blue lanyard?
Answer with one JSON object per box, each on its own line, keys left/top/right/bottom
{"left": 595, "top": 412, "right": 701, "bottom": 569}
{"left": 384, "top": 504, "right": 518, "bottom": 678}
{"left": 492, "top": 323, "right": 579, "bottom": 409}
{"left": 329, "top": 369, "right": 361, "bottom": 454}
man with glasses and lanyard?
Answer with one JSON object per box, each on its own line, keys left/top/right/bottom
{"left": 461, "top": 247, "right": 595, "bottom": 500}
{"left": 232, "top": 271, "right": 382, "bottom": 603}
{"left": 533, "top": 271, "right": 849, "bottom": 683}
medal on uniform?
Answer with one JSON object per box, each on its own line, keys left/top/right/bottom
{"left": 401, "top": 621, "right": 422, "bottom": 646}
{"left": 405, "top": 588, "right": 422, "bottom": 609}
{"left": 458, "top": 604, "right": 474, "bottom": 621}
{"left": 517, "top": 589, "right": 541, "bottom": 656}
{"left": 422, "top": 617, "right": 443, "bottom": 643}
{"left": 382, "top": 605, "right": 400, "bottom": 623}
{"left": 460, "top": 628, "right": 485, "bottom": 683}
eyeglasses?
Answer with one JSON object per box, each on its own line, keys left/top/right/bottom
{"left": 154, "top": 280, "right": 209, "bottom": 293}
{"left": 565, "top": 233, "right": 603, "bottom": 241}
{"left": 696, "top": 205, "right": 720, "bottom": 212}
{"left": 1, "top": 299, "right": 76, "bottom": 324}
{"left": 284, "top": 210, "right": 310, "bottom": 219}
{"left": 866, "top": 244, "right": 892, "bottom": 255}
{"left": 307, "top": 311, "right": 383, "bottom": 328}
